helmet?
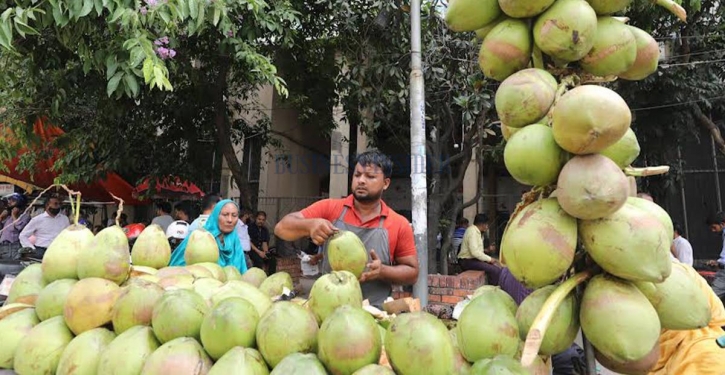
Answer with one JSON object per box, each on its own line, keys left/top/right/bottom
{"left": 123, "top": 223, "right": 146, "bottom": 240}
{"left": 166, "top": 220, "right": 189, "bottom": 240}
{"left": 5, "top": 193, "right": 26, "bottom": 207}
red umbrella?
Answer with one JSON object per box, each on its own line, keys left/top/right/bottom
{"left": 1, "top": 118, "right": 148, "bottom": 205}
{"left": 133, "top": 176, "right": 205, "bottom": 200}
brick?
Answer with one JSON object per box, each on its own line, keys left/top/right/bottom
{"left": 442, "top": 295, "right": 463, "bottom": 304}
{"left": 453, "top": 289, "right": 474, "bottom": 297}
{"left": 445, "top": 276, "right": 455, "bottom": 288}
{"left": 429, "top": 294, "right": 442, "bottom": 302}
{"left": 429, "top": 287, "right": 452, "bottom": 296}
{"left": 428, "top": 275, "right": 439, "bottom": 287}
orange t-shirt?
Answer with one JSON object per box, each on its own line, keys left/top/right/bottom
{"left": 300, "top": 195, "right": 417, "bottom": 259}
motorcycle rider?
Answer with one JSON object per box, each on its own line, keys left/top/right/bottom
{"left": 0, "top": 193, "right": 30, "bottom": 259}
{"left": 166, "top": 220, "right": 190, "bottom": 252}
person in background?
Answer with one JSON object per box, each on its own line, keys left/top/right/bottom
{"left": 151, "top": 202, "right": 174, "bottom": 232}
{"left": 173, "top": 201, "right": 191, "bottom": 222}
{"left": 18, "top": 195, "right": 70, "bottom": 258}
{"left": 188, "top": 194, "right": 221, "bottom": 233}
{"left": 451, "top": 217, "right": 469, "bottom": 259}
{"left": 671, "top": 222, "right": 693, "bottom": 266}
{"left": 706, "top": 212, "right": 725, "bottom": 298}
{"left": 0, "top": 193, "right": 30, "bottom": 257}
{"left": 457, "top": 213, "right": 498, "bottom": 271}
{"left": 236, "top": 209, "right": 252, "bottom": 269}
{"left": 169, "top": 200, "right": 248, "bottom": 273}
{"left": 249, "top": 211, "right": 276, "bottom": 275}
{"left": 107, "top": 213, "right": 128, "bottom": 227}
{"left": 166, "top": 220, "right": 190, "bottom": 251}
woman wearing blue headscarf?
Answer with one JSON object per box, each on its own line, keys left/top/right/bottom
{"left": 168, "top": 199, "right": 248, "bottom": 274}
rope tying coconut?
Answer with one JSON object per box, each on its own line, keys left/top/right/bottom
{"left": 109, "top": 193, "right": 125, "bottom": 227}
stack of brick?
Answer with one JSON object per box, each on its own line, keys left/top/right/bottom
{"left": 392, "top": 270, "right": 487, "bottom": 307}
{"left": 274, "top": 256, "right": 303, "bottom": 286}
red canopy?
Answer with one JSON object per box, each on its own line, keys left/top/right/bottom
{"left": 1, "top": 118, "right": 148, "bottom": 205}
{"left": 134, "top": 176, "right": 205, "bottom": 200}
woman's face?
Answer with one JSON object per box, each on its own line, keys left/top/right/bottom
{"left": 218, "top": 203, "right": 239, "bottom": 234}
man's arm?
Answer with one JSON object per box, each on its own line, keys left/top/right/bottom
{"left": 262, "top": 228, "right": 269, "bottom": 253}
{"left": 18, "top": 217, "right": 37, "bottom": 248}
{"left": 275, "top": 212, "right": 337, "bottom": 245}
{"left": 381, "top": 254, "right": 419, "bottom": 285}
{"left": 465, "top": 229, "right": 493, "bottom": 263}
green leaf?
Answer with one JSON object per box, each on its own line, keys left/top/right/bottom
{"left": 142, "top": 58, "right": 153, "bottom": 83}
{"left": 129, "top": 46, "right": 144, "bottom": 68}
{"left": 159, "top": 9, "right": 170, "bottom": 23}
{"left": 212, "top": 6, "right": 220, "bottom": 26}
{"left": 110, "top": 6, "right": 124, "bottom": 22}
{"left": 1, "top": 8, "right": 14, "bottom": 23}
{"left": 153, "top": 66, "right": 164, "bottom": 89}
{"left": 195, "top": 2, "right": 204, "bottom": 30}
{"left": 80, "top": 0, "right": 94, "bottom": 17}
{"left": 0, "top": 19, "right": 13, "bottom": 49}
{"left": 106, "top": 54, "right": 118, "bottom": 80}
{"left": 123, "top": 73, "right": 139, "bottom": 97}
{"left": 94, "top": 0, "right": 103, "bottom": 16}
{"left": 14, "top": 19, "right": 39, "bottom": 36}
{"left": 107, "top": 71, "right": 123, "bottom": 97}
{"left": 188, "top": 0, "right": 198, "bottom": 19}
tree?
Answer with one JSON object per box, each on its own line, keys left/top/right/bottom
{"left": 0, "top": 0, "right": 300, "bottom": 207}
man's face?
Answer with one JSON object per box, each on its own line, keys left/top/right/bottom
{"left": 351, "top": 163, "right": 390, "bottom": 203}
{"left": 47, "top": 198, "right": 61, "bottom": 215}
{"left": 711, "top": 224, "right": 723, "bottom": 233}
{"left": 241, "top": 213, "right": 250, "bottom": 223}
{"left": 7, "top": 198, "right": 17, "bottom": 208}
{"left": 256, "top": 214, "right": 266, "bottom": 227}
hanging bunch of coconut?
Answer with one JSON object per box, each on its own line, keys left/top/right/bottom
{"left": 443, "top": 1, "right": 705, "bottom": 373}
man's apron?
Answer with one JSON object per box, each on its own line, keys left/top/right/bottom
{"left": 321, "top": 206, "right": 391, "bottom": 308}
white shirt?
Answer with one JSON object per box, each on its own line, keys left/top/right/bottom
{"left": 19, "top": 211, "right": 70, "bottom": 248}
{"left": 151, "top": 215, "right": 174, "bottom": 232}
{"left": 188, "top": 214, "right": 210, "bottom": 234}
{"left": 673, "top": 235, "right": 693, "bottom": 266}
{"left": 236, "top": 220, "right": 251, "bottom": 252}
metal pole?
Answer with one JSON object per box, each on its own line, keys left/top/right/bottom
{"left": 677, "top": 144, "right": 689, "bottom": 238}
{"left": 410, "top": 0, "right": 428, "bottom": 307}
{"left": 583, "top": 333, "right": 598, "bottom": 375}
{"left": 713, "top": 135, "right": 723, "bottom": 212}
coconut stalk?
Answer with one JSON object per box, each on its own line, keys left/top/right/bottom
{"left": 520, "top": 270, "right": 595, "bottom": 367}
{"left": 624, "top": 165, "right": 670, "bottom": 177}
{"left": 110, "top": 193, "right": 125, "bottom": 227}
{"left": 652, "top": 0, "right": 687, "bottom": 22}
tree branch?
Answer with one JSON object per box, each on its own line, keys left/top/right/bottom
{"left": 461, "top": 155, "right": 485, "bottom": 209}
{"left": 691, "top": 104, "right": 725, "bottom": 155}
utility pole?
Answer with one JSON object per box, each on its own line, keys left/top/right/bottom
{"left": 409, "top": 0, "right": 428, "bottom": 307}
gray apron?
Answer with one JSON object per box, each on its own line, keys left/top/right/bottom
{"left": 322, "top": 206, "right": 391, "bottom": 308}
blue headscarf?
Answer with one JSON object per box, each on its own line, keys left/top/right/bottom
{"left": 168, "top": 199, "right": 248, "bottom": 274}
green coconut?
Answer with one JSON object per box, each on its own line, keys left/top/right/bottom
{"left": 472, "top": 285, "right": 518, "bottom": 316}
{"left": 152, "top": 288, "right": 210, "bottom": 343}
{"left": 516, "top": 285, "right": 579, "bottom": 356}
{"left": 495, "top": 68, "right": 558, "bottom": 129}
{"left": 594, "top": 342, "right": 659, "bottom": 375}
{"left": 501, "top": 198, "right": 577, "bottom": 288}
{"left": 328, "top": 230, "right": 369, "bottom": 279}
{"left": 185, "top": 264, "right": 215, "bottom": 278}
{"left": 478, "top": 18, "right": 531, "bottom": 81}
{"left": 131, "top": 224, "right": 171, "bottom": 269}
{"left": 141, "top": 337, "right": 214, "bottom": 375}
{"left": 533, "top": 0, "right": 598, "bottom": 62}
{"left": 259, "top": 271, "right": 294, "bottom": 297}
{"left": 56, "top": 327, "right": 116, "bottom": 375}
{"left": 241, "top": 267, "right": 268, "bottom": 287}
{"left": 196, "top": 262, "right": 227, "bottom": 281}
{"left": 318, "top": 305, "right": 382, "bottom": 374}
{"left": 619, "top": 26, "right": 660, "bottom": 81}
{"left": 256, "top": 301, "right": 320, "bottom": 368}
{"left": 97, "top": 325, "right": 161, "bottom": 375}
{"left": 586, "top": 0, "right": 633, "bottom": 14}
{"left": 501, "top": 124, "right": 521, "bottom": 141}
{"left": 580, "top": 17, "right": 637, "bottom": 77}
{"left": 42, "top": 224, "right": 94, "bottom": 282}
{"left": 184, "top": 228, "right": 220, "bottom": 265}
{"left": 445, "top": 0, "right": 502, "bottom": 32}
{"left": 200, "top": 297, "right": 260, "bottom": 360}
{"left": 13, "top": 316, "right": 74, "bottom": 374}
{"left": 77, "top": 226, "right": 131, "bottom": 285}
{"left": 224, "top": 265, "right": 244, "bottom": 281}
{"left": 551, "top": 84, "right": 631, "bottom": 155}
{"left": 474, "top": 15, "right": 506, "bottom": 40}
{"left": 210, "top": 279, "right": 272, "bottom": 318}
{"left": 63, "top": 277, "right": 120, "bottom": 335}
{"left": 0, "top": 308, "right": 40, "bottom": 368}
{"left": 385, "top": 311, "right": 456, "bottom": 375}
{"left": 580, "top": 274, "right": 661, "bottom": 363}
{"left": 208, "top": 347, "right": 270, "bottom": 375}
{"left": 449, "top": 327, "right": 473, "bottom": 374}
{"left": 158, "top": 273, "right": 195, "bottom": 290}
{"left": 35, "top": 278, "right": 77, "bottom": 321}
{"left": 499, "top": 0, "right": 555, "bottom": 18}
{"left": 6, "top": 263, "right": 46, "bottom": 305}
{"left": 111, "top": 278, "right": 165, "bottom": 334}
{"left": 353, "top": 364, "right": 397, "bottom": 375}
{"left": 634, "top": 262, "right": 711, "bottom": 330}
{"left": 308, "top": 270, "right": 364, "bottom": 324}
{"left": 192, "top": 277, "right": 224, "bottom": 305}
{"left": 270, "top": 353, "right": 328, "bottom": 375}
{"left": 556, "top": 154, "right": 630, "bottom": 220}
{"left": 626, "top": 196, "right": 674, "bottom": 241}
{"left": 457, "top": 292, "right": 520, "bottom": 363}
{"left": 504, "top": 124, "right": 566, "bottom": 187}
{"left": 579, "top": 201, "right": 672, "bottom": 282}
{"left": 599, "top": 128, "right": 641, "bottom": 168}
{"left": 470, "top": 355, "right": 529, "bottom": 374}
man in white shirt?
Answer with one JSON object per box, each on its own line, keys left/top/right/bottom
{"left": 188, "top": 194, "right": 221, "bottom": 234}
{"left": 706, "top": 212, "right": 725, "bottom": 298}
{"left": 671, "top": 222, "right": 693, "bottom": 266}
{"left": 236, "top": 209, "right": 252, "bottom": 268}
{"left": 19, "top": 196, "right": 70, "bottom": 258}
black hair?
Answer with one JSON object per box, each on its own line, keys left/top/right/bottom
{"left": 174, "top": 201, "right": 191, "bottom": 214}
{"left": 706, "top": 212, "right": 725, "bottom": 226}
{"left": 474, "top": 213, "right": 489, "bottom": 225}
{"left": 457, "top": 217, "right": 469, "bottom": 226}
{"left": 256, "top": 211, "right": 267, "bottom": 218}
{"left": 157, "top": 202, "right": 172, "bottom": 214}
{"left": 673, "top": 222, "right": 683, "bottom": 236}
{"left": 201, "top": 194, "right": 221, "bottom": 211}
{"left": 356, "top": 150, "right": 393, "bottom": 178}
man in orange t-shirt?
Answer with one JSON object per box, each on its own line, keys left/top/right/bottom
{"left": 275, "top": 150, "right": 419, "bottom": 307}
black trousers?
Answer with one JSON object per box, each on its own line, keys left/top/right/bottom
{"left": 249, "top": 250, "right": 276, "bottom": 275}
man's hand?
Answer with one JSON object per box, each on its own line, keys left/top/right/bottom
{"left": 708, "top": 259, "right": 719, "bottom": 267}
{"left": 309, "top": 253, "right": 323, "bottom": 266}
{"left": 309, "top": 219, "right": 338, "bottom": 245}
{"left": 359, "top": 250, "right": 383, "bottom": 283}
